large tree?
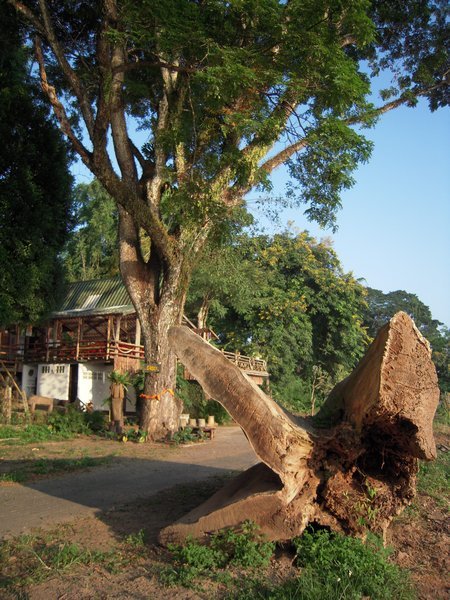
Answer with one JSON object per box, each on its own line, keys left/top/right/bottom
{"left": 9, "top": 0, "right": 448, "bottom": 437}
{"left": 0, "top": 4, "right": 73, "bottom": 325}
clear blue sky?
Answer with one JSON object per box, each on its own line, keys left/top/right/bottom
{"left": 249, "top": 99, "right": 450, "bottom": 326}
{"left": 72, "top": 99, "right": 450, "bottom": 326}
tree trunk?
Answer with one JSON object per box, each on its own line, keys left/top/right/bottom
{"left": 159, "top": 312, "right": 439, "bottom": 544}
{"left": 109, "top": 382, "right": 124, "bottom": 434}
{"left": 138, "top": 300, "right": 184, "bottom": 439}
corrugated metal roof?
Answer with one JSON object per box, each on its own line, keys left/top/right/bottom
{"left": 51, "top": 277, "right": 135, "bottom": 318}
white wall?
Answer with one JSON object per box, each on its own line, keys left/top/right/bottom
{"left": 37, "top": 364, "right": 70, "bottom": 400}
{"left": 32, "top": 362, "right": 137, "bottom": 412}
{"left": 22, "top": 364, "right": 37, "bottom": 397}
{"left": 78, "top": 363, "right": 111, "bottom": 410}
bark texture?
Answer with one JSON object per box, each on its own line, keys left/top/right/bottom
{"left": 160, "top": 311, "right": 439, "bottom": 544}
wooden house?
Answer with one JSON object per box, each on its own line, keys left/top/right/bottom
{"left": 0, "top": 277, "right": 269, "bottom": 411}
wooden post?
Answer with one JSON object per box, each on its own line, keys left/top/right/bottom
{"left": 106, "top": 316, "right": 112, "bottom": 360}
{"left": 135, "top": 317, "right": 141, "bottom": 358}
{"left": 45, "top": 326, "right": 50, "bottom": 362}
{"left": 0, "top": 385, "right": 12, "bottom": 424}
{"left": 114, "top": 316, "right": 122, "bottom": 355}
{"left": 76, "top": 318, "right": 82, "bottom": 361}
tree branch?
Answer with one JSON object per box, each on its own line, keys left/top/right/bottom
{"left": 7, "top": 0, "right": 46, "bottom": 35}
{"left": 37, "top": 0, "right": 95, "bottom": 140}
{"left": 34, "top": 36, "right": 93, "bottom": 169}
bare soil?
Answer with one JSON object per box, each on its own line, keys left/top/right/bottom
{"left": 0, "top": 427, "right": 448, "bottom": 599}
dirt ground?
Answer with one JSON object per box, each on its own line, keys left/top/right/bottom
{"left": 0, "top": 427, "right": 448, "bottom": 599}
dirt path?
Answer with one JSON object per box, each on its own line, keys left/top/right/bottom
{"left": 0, "top": 426, "right": 257, "bottom": 539}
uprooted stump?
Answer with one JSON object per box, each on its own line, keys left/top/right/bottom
{"left": 159, "top": 312, "right": 439, "bottom": 545}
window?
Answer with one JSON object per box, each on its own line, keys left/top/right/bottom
{"left": 41, "top": 366, "right": 51, "bottom": 374}
{"left": 56, "top": 365, "right": 65, "bottom": 374}
{"left": 83, "top": 371, "right": 104, "bottom": 382}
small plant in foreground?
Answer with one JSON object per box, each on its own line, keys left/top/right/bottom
{"left": 125, "top": 529, "right": 146, "bottom": 548}
{"left": 161, "top": 521, "right": 275, "bottom": 588}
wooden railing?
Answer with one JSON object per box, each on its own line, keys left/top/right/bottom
{"left": 0, "top": 341, "right": 267, "bottom": 375}
{"left": 221, "top": 350, "right": 268, "bottom": 374}
{"left": 0, "top": 340, "right": 144, "bottom": 364}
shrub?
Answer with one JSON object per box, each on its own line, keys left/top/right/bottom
{"left": 83, "top": 410, "right": 107, "bottom": 432}
{"left": 290, "top": 528, "right": 415, "bottom": 600}
{"left": 47, "top": 406, "right": 90, "bottom": 436}
{"left": 162, "top": 521, "right": 275, "bottom": 587}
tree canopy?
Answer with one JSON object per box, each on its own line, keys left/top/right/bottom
{"left": 0, "top": 5, "right": 73, "bottom": 325}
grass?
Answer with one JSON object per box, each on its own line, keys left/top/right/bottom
{"left": 0, "top": 424, "right": 70, "bottom": 445}
{"left": 0, "top": 531, "right": 125, "bottom": 589}
{"left": 417, "top": 447, "right": 449, "bottom": 510}
{"left": 0, "top": 455, "right": 113, "bottom": 484}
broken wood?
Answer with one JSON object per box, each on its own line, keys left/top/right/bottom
{"left": 159, "top": 311, "right": 439, "bottom": 545}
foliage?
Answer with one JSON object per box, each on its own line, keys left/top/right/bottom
{"left": 63, "top": 180, "right": 119, "bottom": 282}
{"left": 235, "top": 529, "right": 415, "bottom": 600}
{"left": 0, "top": 4, "right": 73, "bottom": 325}
{"left": 363, "top": 288, "right": 450, "bottom": 393}
{"left": 292, "top": 529, "right": 415, "bottom": 600}
{"left": 108, "top": 370, "right": 131, "bottom": 387}
{"left": 175, "top": 365, "right": 231, "bottom": 424}
{"left": 47, "top": 407, "right": 91, "bottom": 436}
{"left": 198, "top": 230, "right": 368, "bottom": 412}
{"left": 162, "top": 521, "right": 274, "bottom": 587}
{"left": 0, "top": 423, "right": 70, "bottom": 444}
{"left": 0, "top": 408, "right": 106, "bottom": 444}
{"left": 83, "top": 410, "right": 108, "bottom": 433}
{"left": 125, "top": 529, "right": 146, "bottom": 548}
{"left": 171, "top": 426, "right": 208, "bottom": 444}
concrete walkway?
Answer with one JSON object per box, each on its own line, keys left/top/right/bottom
{"left": 0, "top": 427, "right": 257, "bottom": 539}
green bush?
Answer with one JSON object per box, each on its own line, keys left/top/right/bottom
{"left": 289, "top": 529, "right": 414, "bottom": 600}
{"left": 162, "top": 521, "right": 275, "bottom": 587}
{"left": 271, "top": 376, "right": 313, "bottom": 414}
{"left": 234, "top": 529, "right": 415, "bottom": 600}
{"left": 47, "top": 406, "right": 90, "bottom": 436}
{"left": 83, "top": 410, "right": 107, "bottom": 432}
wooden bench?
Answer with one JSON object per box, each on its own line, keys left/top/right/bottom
{"left": 28, "top": 395, "right": 54, "bottom": 414}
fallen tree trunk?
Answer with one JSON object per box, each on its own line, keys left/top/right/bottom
{"left": 159, "top": 312, "right": 439, "bottom": 544}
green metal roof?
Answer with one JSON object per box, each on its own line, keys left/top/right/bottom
{"left": 51, "top": 277, "right": 135, "bottom": 318}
